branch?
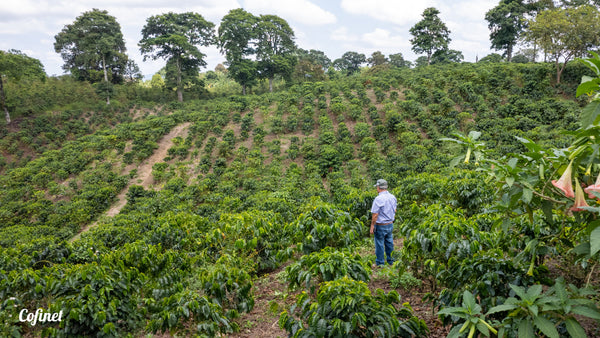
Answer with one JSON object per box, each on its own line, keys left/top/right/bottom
{"left": 514, "top": 182, "right": 567, "bottom": 204}
{"left": 531, "top": 189, "right": 567, "bottom": 204}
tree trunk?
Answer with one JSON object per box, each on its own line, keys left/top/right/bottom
{"left": 556, "top": 52, "right": 574, "bottom": 85}
{"left": 103, "top": 55, "right": 110, "bottom": 105}
{"left": 0, "top": 77, "right": 10, "bottom": 124}
{"left": 176, "top": 57, "right": 183, "bottom": 102}
{"left": 269, "top": 77, "right": 273, "bottom": 92}
{"left": 427, "top": 52, "right": 431, "bottom": 65}
{"left": 507, "top": 43, "right": 513, "bottom": 62}
{"left": 242, "top": 84, "right": 246, "bottom": 95}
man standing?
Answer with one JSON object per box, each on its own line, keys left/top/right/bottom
{"left": 370, "top": 179, "right": 397, "bottom": 267}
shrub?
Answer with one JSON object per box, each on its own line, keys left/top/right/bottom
{"left": 286, "top": 247, "right": 371, "bottom": 294}
{"left": 291, "top": 204, "right": 364, "bottom": 254}
{"left": 354, "top": 122, "right": 371, "bottom": 142}
{"left": 279, "top": 276, "right": 428, "bottom": 337}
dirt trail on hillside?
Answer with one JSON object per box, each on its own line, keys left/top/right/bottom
{"left": 70, "top": 123, "right": 191, "bottom": 242}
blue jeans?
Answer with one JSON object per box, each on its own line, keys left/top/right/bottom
{"left": 374, "top": 224, "right": 394, "bottom": 266}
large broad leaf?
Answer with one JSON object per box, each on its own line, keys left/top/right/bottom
{"left": 486, "top": 303, "right": 518, "bottom": 315}
{"left": 565, "top": 318, "right": 586, "bottom": 338}
{"left": 522, "top": 188, "right": 533, "bottom": 204}
{"left": 476, "top": 321, "right": 490, "bottom": 337}
{"left": 437, "top": 306, "right": 466, "bottom": 316}
{"left": 446, "top": 325, "right": 463, "bottom": 338}
{"left": 468, "top": 130, "right": 481, "bottom": 141}
{"left": 462, "top": 290, "right": 476, "bottom": 311}
{"left": 533, "top": 316, "right": 559, "bottom": 338}
{"left": 518, "top": 320, "right": 535, "bottom": 338}
{"left": 590, "top": 225, "right": 600, "bottom": 257}
{"left": 571, "top": 306, "right": 600, "bottom": 320}
{"left": 542, "top": 200, "right": 554, "bottom": 226}
{"left": 576, "top": 76, "right": 600, "bottom": 97}
{"left": 515, "top": 136, "right": 543, "bottom": 152}
{"left": 581, "top": 100, "right": 600, "bottom": 128}
{"left": 580, "top": 53, "right": 600, "bottom": 76}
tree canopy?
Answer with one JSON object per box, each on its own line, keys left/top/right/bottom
{"left": 218, "top": 8, "right": 259, "bottom": 95}
{"left": 0, "top": 50, "right": 45, "bottom": 123}
{"left": 524, "top": 4, "right": 600, "bottom": 83}
{"left": 333, "top": 51, "right": 366, "bottom": 75}
{"left": 485, "top": 0, "right": 528, "bottom": 62}
{"left": 409, "top": 7, "right": 451, "bottom": 65}
{"left": 139, "top": 12, "right": 215, "bottom": 102}
{"left": 297, "top": 49, "right": 331, "bottom": 70}
{"left": 431, "top": 49, "right": 464, "bottom": 64}
{"left": 388, "top": 53, "right": 411, "bottom": 68}
{"left": 255, "top": 14, "right": 296, "bottom": 92}
{"left": 54, "top": 9, "right": 130, "bottom": 104}
{"left": 367, "top": 51, "right": 388, "bottom": 67}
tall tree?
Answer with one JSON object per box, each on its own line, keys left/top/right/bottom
{"left": 524, "top": 4, "right": 600, "bottom": 83}
{"left": 388, "top": 53, "right": 412, "bottom": 68}
{"left": 218, "top": 9, "right": 259, "bottom": 95}
{"left": 140, "top": 12, "right": 215, "bottom": 102}
{"left": 0, "top": 50, "right": 45, "bottom": 123}
{"left": 367, "top": 51, "right": 388, "bottom": 67}
{"left": 255, "top": 14, "right": 296, "bottom": 92}
{"left": 333, "top": 51, "right": 366, "bottom": 75}
{"left": 431, "top": 49, "right": 464, "bottom": 64}
{"left": 485, "top": 0, "right": 528, "bottom": 62}
{"left": 296, "top": 49, "right": 331, "bottom": 69}
{"left": 293, "top": 59, "right": 326, "bottom": 82}
{"left": 54, "top": 9, "right": 128, "bottom": 105}
{"left": 409, "top": 7, "right": 451, "bottom": 65}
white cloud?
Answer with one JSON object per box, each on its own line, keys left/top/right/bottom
{"left": 441, "top": 0, "right": 497, "bottom": 22}
{"left": 244, "top": 0, "right": 336, "bottom": 25}
{"left": 340, "top": 0, "right": 436, "bottom": 26}
{"left": 330, "top": 26, "right": 357, "bottom": 42}
{"left": 362, "top": 28, "right": 410, "bottom": 50}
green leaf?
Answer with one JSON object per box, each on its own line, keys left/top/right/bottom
{"left": 515, "top": 136, "right": 543, "bottom": 152}
{"left": 509, "top": 284, "right": 528, "bottom": 299}
{"left": 542, "top": 199, "right": 554, "bottom": 225}
{"left": 463, "top": 291, "right": 476, "bottom": 311}
{"left": 468, "top": 130, "right": 482, "bottom": 140}
{"left": 571, "top": 306, "right": 600, "bottom": 320}
{"left": 447, "top": 325, "right": 463, "bottom": 338}
{"left": 580, "top": 55, "right": 600, "bottom": 76}
{"left": 522, "top": 188, "right": 533, "bottom": 204}
{"left": 565, "top": 318, "right": 586, "bottom": 338}
{"left": 533, "top": 316, "right": 559, "bottom": 338}
{"left": 576, "top": 76, "right": 600, "bottom": 97}
{"left": 476, "top": 321, "right": 490, "bottom": 337}
{"left": 506, "top": 176, "right": 515, "bottom": 188}
{"left": 518, "top": 320, "right": 535, "bottom": 338}
{"left": 450, "top": 155, "right": 463, "bottom": 167}
{"left": 572, "top": 242, "right": 591, "bottom": 256}
{"left": 438, "top": 307, "right": 466, "bottom": 316}
{"left": 486, "top": 303, "right": 518, "bottom": 315}
{"left": 581, "top": 100, "right": 600, "bottom": 128}
{"left": 591, "top": 226, "right": 600, "bottom": 256}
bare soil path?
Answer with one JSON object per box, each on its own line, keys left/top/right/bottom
{"left": 70, "top": 123, "right": 191, "bottom": 242}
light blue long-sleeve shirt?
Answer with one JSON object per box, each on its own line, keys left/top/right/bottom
{"left": 370, "top": 190, "right": 397, "bottom": 224}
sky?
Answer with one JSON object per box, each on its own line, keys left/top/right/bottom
{"left": 0, "top": 0, "right": 500, "bottom": 78}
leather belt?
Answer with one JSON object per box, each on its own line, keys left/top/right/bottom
{"left": 375, "top": 222, "right": 393, "bottom": 226}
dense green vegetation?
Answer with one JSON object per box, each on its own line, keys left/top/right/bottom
{"left": 1, "top": 59, "right": 599, "bottom": 337}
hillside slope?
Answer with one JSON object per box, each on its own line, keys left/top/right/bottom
{"left": 1, "top": 62, "right": 598, "bottom": 337}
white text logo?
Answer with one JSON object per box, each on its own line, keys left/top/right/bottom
{"left": 19, "top": 309, "right": 63, "bottom": 326}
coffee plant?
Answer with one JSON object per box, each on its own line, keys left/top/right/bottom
{"left": 285, "top": 247, "right": 371, "bottom": 294}
{"left": 279, "top": 276, "right": 428, "bottom": 337}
